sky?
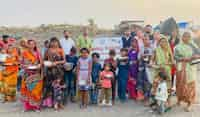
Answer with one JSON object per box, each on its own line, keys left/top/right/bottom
{"left": 0, "top": 0, "right": 200, "bottom": 28}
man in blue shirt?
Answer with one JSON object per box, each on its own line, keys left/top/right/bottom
{"left": 121, "top": 29, "right": 132, "bottom": 48}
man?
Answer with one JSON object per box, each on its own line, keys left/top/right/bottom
{"left": 121, "top": 29, "right": 132, "bottom": 48}
{"left": 77, "top": 28, "right": 92, "bottom": 51}
{"left": 60, "top": 30, "right": 75, "bottom": 55}
{"left": 144, "top": 25, "right": 154, "bottom": 41}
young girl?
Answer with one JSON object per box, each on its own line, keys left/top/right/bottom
{"left": 52, "top": 77, "right": 66, "bottom": 111}
{"left": 117, "top": 48, "right": 129, "bottom": 102}
{"left": 99, "top": 63, "right": 114, "bottom": 106}
{"left": 104, "top": 49, "right": 117, "bottom": 104}
{"left": 77, "top": 48, "right": 92, "bottom": 108}
{"left": 128, "top": 39, "right": 139, "bottom": 99}
{"left": 154, "top": 72, "right": 168, "bottom": 114}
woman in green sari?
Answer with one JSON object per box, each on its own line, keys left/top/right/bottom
{"left": 152, "top": 35, "right": 174, "bottom": 107}
{"left": 175, "top": 32, "right": 200, "bottom": 112}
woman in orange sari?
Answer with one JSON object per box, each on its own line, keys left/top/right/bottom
{"left": 20, "top": 39, "right": 43, "bottom": 111}
{"left": 2, "top": 45, "right": 19, "bottom": 102}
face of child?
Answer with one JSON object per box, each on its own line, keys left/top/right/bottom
{"left": 1, "top": 49, "right": 6, "bottom": 54}
{"left": 104, "top": 65, "right": 110, "bottom": 71}
{"left": 131, "top": 40, "right": 137, "bottom": 48}
{"left": 81, "top": 50, "right": 89, "bottom": 58}
{"left": 93, "top": 56, "right": 99, "bottom": 63}
{"left": 121, "top": 51, "right": 127, "bottom": 57}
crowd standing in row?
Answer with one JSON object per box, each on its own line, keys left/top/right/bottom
{"left": 0, "top": 26, "right": 200, "bottom": 114}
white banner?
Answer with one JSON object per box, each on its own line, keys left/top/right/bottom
{"left": 92, "top": 37, "right": 122, "bottom": 64}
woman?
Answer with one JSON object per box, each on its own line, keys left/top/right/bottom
{"left": 2, "top": 45, "right": 19, "bottom": 102}
{"left": 137, "top": 35, "right": 154, "bottom": 104}
{"left": 152, "top": 35, "right": 174, "bottom": 107}
{"left": 20, "top": 39, "right": 43, "bottom": 111}
{"left": 175, "top": 32, "right": 200, "bottom": 112}
{"left": 128, "top": 39, "right": 139, "bottom": 99}
{"left": 43, "top": 37, "right": 65, "bottom": 107}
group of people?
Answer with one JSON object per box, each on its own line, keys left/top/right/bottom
{"left": 0, "top": 26, "right": 199, "bottom": 114}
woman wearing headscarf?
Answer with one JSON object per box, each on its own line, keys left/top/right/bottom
{"left": 20, "top": 39, "right": 43, "bottom": 111}
{"left": 152, "top": 34, "right": 174, "bottom": 108}
{"left": 175, "top": 32, "right": 200, "bottom": 112}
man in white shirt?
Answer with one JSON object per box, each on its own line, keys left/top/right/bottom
{"left": 60, "top": 30, "right": 75, "bottom": 55}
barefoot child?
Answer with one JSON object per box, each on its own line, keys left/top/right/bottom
{"left": 154, "top": 72, "right": 168, "bottom": 114}
{"left": 77, "top": 48, "right": 92, "bottom": 108}
{"left": 52, "top": 77, "right": 66, "bottom": 111}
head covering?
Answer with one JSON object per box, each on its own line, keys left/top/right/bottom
{"left": 157, "top": 34, "right": 175, "bottom": 65}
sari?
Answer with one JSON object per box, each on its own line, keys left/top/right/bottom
{"left": 20, "top": 50, "right": 43, "bottom": 111}
{"left": 175, "top": 43, "right": 196, "bottom": 104}
{"left": 155, "top": 46, "right": 172, "bottom": 89}
{"left": 2, "top": 50, "right": 18, "bottom": 101}
{"left": 154, "top": 35, "right": 174, "bottom": 89}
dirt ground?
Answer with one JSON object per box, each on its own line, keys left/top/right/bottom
{"left": 0, "top": 68, "right": 199, "bottom": 117}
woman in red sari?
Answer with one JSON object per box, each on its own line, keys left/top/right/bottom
{"left": 20, "top": 39, "right": 43, "bottom": 111}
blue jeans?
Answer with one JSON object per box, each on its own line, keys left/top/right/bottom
{"left": 90, "top": 84, "right": 98, "bottom": 104}
{"left": 64, "top": 71, "right": 76, "bottom": 101}
{"left": 118, "top": 78, "right": 128, "bottom": 101}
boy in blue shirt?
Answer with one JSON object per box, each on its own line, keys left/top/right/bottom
{"left": 90, "top": 52, "right": 102, "bottom": 104}
{"left": 64, "top": 47, "right": 78, "bottom": 103}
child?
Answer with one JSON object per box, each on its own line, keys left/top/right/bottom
{"left": 137, "top": 35, "right": 153, "bottom": 104}
{"left": 99, "top": 63, "right": 114, "bottom": 106}
{"left": 64, "top": 47, "right": 78, "bottom": 103}
{"left": 90, "top": 52, "right": 101, "bottom": 104}
{"left": 104, "top": 49, "right": 117, "bottom": 104}
{"left": 128, "top": 39, "right": 138, "bottom": 100}
{"left": 52, "top": 77, "right": 66, "bottom": 111}
{"left": 117, "top": 48, "right": 129, "bottom": 102}
{"left": 154, "top": 72, "right": 168, "bottom": 114}
{"left": 77, "top": 48, "right": 92, "bottom": 108}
